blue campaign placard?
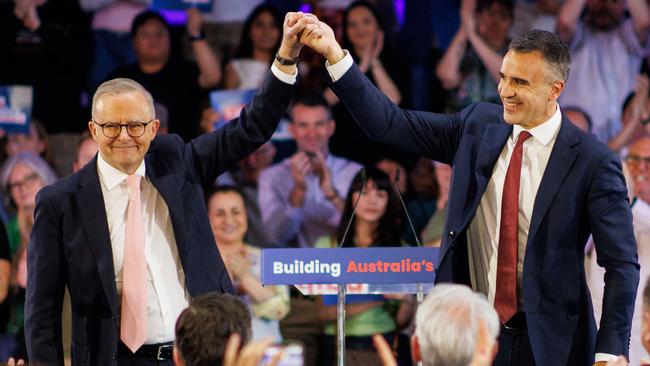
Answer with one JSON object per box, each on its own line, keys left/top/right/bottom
{"left": 261, "top": 247, "right": 439, "bottom": 285}
{"left": 0, "top": 85, "right": 32, "bottom": 134}
{"left": 151, "top": 0, "right": 212, "bottom": 13}
{"left": 209, "top": 89, "right": 256, "bottom": 129}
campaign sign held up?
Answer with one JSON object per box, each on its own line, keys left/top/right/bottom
{"left": 261, "top": 247, "right": 439, "bottom": 285}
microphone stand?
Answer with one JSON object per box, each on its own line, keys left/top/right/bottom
{"left": 336, "top": 168, "right": 366, "bottom": 366}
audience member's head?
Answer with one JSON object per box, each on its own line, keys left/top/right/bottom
{"left": 434, "top": 161, "right": 452, "bottom": 200}
{"left": 173, "top": 292, "right": 251, "bottom": 366}
{"left": 342, "top": 1, "right": 385, "bottom": 56}
{"left": 476, "top": 0, "right": 514, "bottom": 49}
{"left": 131, "top": 10, "right": 172, "bottom": 66}
{"left": 89, "top": 78, "right": 160, "bottom": 174}
{"left": 586, "top": 0, "right": 626, "bottom": 31}
{"left": 564, "top": 106, "right": 593, "bottom": 133}
{"left": 409, "top": 158, "right": 438, "bottom": 199}
{"left": 205, "top": 186, "right": 248, "bottom": 246}
{"left": 288, "top": 93, "right": 335, "bottom": 156}
{"left": 626, "top": 137, "right": 650, "bottom": 203}
{"left": 239, "top": 141, "right": 276, "bottom": 184}
{"left": 5, "top": 120, "right": 48, "bottom": 159}
{"left": 234, "top": 4, "right": 281, "bottom": 60}
{"left": 0, "top": 152, "right": 57, "bottom": 212}
{"left": 337, "top": 167, "right": 401, "bottom": 247}
{"left": 413, "top": 284, "right": 500, "bottom": 366}
{"left": 376, "top": 158, "right": 407, "bottom": 193}
{"left": 72, "top": 131, "right": 98, "bottom": 173}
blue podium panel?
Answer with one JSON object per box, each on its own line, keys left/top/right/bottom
{"left": 261, "top": 247, "right": 439, "bottom": 285}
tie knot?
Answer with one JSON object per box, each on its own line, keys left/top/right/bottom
{"left": 517, "top": 131, "right": 532, "bottom": 145}
{"left": 126, "top": 175, "right": 142, "bottom": 191}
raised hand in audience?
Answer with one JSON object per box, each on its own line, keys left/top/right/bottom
{"left": 222, "top": 334, "right": 281, "bottom": 366}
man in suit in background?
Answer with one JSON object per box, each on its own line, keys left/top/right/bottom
{"left": 25, "top": 12, "right": 317, "bottom": 366}
{"left": 300, "top": 21, "right": 638, "bottom": 366}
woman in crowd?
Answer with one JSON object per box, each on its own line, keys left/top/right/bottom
{"left": 315, "top": 168, "right": 415, "bottom": 366}
{"left": 436, "top": 0, "right": 513, "bottom": 111}
{"left": 326, "top": 1, "right": 405, "bottom": 165}
{"left": 205, "top": 186, "right": 289, "bottom": 342}
{"left": 222, "top": 4, "right": 281, "bottom": 90}
{"left": 0, "top": 152, "right": 57, "bottom": 361}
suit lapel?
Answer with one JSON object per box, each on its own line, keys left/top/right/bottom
{"left": 527, "top": 118, "right": 580, "bottom": 245}
{"left": 145, "top": 157, "right": 187, "bottom": 256}
{"left": 475, "top": 121, "right": 513, "bottom": 180}
{"left": 75, "top": 158, "right": 118, "bottom": 316}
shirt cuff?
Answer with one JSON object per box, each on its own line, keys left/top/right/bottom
{"left": 594, "top": 353, "right": 619, "bottom": 362}
{"left": 270, "top": 62, "right": 297, "bottom": 85}
{"left": 325, "top": 50, "right": 354, "bottom": 82}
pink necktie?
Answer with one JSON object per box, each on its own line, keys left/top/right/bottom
{"left": 494, "top": 131, "right": 532, "bottom": 324}
{"left": 120, "top": 174, "right": 147, "bottom": 352}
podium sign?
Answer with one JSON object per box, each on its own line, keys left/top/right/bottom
{"left": 261, "top": 247, "right": 438, "bottom": 285}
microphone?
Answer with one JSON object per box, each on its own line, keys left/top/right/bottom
{"left": 393, "top": 168, "right": 422, "bottom": 247}
{"left": 392, "top": 168, "right": 426, "bottom": 307}
{"left": 338, "top": 168, "right": 367, "bottom": 248}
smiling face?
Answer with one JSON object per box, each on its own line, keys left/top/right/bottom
{"left": 89, "top": 91, "right": 159, "bottom": 174}
{"left": 498, "top": 50, "right": 564, "bottom": 129}
{"left": 207, "top": 191, "right": 248, "bottom": 246}
{"left": 628, "top": 137, "right": 650, "bottom": 203}
{"left": 346, "top": 5, "right": 380, "bottom": 50}
{"left": 352, "top": 180, "right": 389, "bottom": 225}
{"left": 288, "top": 104, "right": 335, "bottom": 155}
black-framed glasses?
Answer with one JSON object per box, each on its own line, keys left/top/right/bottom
{"left": 8, "top": 173, "right": 39, "bottom": 191}
{"left": 625, "top": 154, "right": 650, "bottom": 168}
{"left": 92, "top": 120, "right": 154, "bottom": 138}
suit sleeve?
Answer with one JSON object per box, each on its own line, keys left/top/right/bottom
{"left": 328, "top": 63, "right": 464, "bottom": 165}
{"left": 187, "top": 71, "right": 295, "bottom": 187}
{"left": 589, "top": 154, "right": 639, "bottom": 357}
{"left": 25, "top": 191, "right": 66, "bottom": 365}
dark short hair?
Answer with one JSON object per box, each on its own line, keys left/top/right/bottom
{"left": 204, "top": 185, "right": 246, "bottom": 206}
{"left": 131, "top": 10, "right": 171, "bottom": 38}
{"left": 174, "top": 293, "right": 251, "bottom": 366}
{"left": 289, "top": 92, "right": 332, "bottom": 121}
{"left": 508, "top": 29, "right": 571, "bottom": 82}
{"left": 476, "top": 0, "right": 514, "bottom": 17}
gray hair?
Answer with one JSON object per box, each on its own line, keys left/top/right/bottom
{"left": 415, "top": 284, "right": 500, "bottom": 366}
{"left": 0, "top": 152, "right": 58, "bottom": 208}
{"left": 92, "top": 78, "right": 155, "bottom": 121}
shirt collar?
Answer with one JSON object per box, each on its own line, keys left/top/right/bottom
{"left": 97, "top": 152, "right": 146, "bottom": 190}
{"left": 512, "top": 104, "right": 562, "bottom": 146}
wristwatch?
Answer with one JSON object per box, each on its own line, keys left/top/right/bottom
{"left": 188, "top": 30, "right": 205, "bottom": 42}
{"left": 275, "top": 53, "right": 298, "bottom": 66}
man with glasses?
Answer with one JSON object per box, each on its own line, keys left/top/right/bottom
{"left": 24, "top": 12, "right": 316, "bottom": 366}
{"left": 627, "top": 137, "right": 650, "bottom": 205}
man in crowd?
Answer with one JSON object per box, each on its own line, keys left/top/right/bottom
{"left": 557, "top": 0, "right": 650, "bottom": 143}
{"left": 173, "top": 293, "right": 251, "bottom": 366}
{"left": 299, "top": 18, "right": 638, "bottom": 366}
{"left": 258, "top": 93, "right": 360, "bottom": 248}
{"left": 25, "top": 12, "right": 316, "bottom": 365}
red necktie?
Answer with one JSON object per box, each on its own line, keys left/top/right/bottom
{"left": 495, "top": 131, "right": 532, "bottom": 324}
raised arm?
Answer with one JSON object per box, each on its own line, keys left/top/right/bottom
{"left": 556, "top": 0, "right": 586, "bottom": 43}
{"left": 628, "top": 0, "right": 650, "bottom": 43}
{"left": 186, "top": 8, "right": 221, "bottom": 89}
{"left": 461, "top": 0, "right": 503, "bottom": 84}
{"left": 436, "top": 27, "right": 469, "bottom": 90}
{"left": 299, "top": 19, "right": 464, "bottom": 164}
{"left": 25, "top": 192, "right": 66, "bottom": 365}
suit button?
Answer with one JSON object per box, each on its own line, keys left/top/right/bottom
{"left": 447, "top": 230, "right": 456, "bottom": 239}
{"left": 112, "top": 353, "right": 117, "bottom": 359}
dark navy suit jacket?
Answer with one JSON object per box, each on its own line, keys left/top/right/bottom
{"left": 330, "top": 64, "right": 639, "bottom": 365}
{"left": 25, "top": 72, "right": 294, "bottom": 365}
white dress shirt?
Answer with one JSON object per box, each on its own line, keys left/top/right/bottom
{"left": 466, "top": 107, "right": 561, "bottom": 305}
{"left": 97, "top": 153, "right": 189, "bottom": 344}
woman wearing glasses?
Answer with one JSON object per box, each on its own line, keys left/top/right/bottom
{"left": 0, "top": 152, "right": 57, "bottom": 361}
